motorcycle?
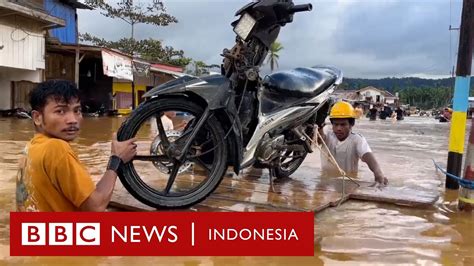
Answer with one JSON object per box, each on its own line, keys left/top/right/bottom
{"left": 117, "top": 0, "right": 343, "bottom": 209}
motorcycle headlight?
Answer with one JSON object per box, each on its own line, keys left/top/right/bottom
{"left": 233, "top": 13, "right": 256, "bottom": 41}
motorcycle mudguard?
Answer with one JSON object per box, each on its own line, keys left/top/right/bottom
{"left": 142, "top": 75, "right": 243, "bottom": 174}
{"left": 143, "top": 75, "right": 232, "bottom": 110}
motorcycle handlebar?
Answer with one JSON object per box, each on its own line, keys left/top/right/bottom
{"left": 288, "top": 3, "right": 312, "bottom": 13}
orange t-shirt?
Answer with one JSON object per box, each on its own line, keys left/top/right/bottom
{"left": 16, "top": 134, "right": 95, "bottom": 212}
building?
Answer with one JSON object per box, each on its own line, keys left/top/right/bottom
{"left": 382, "top": 91, "right": 398, "bottom": 105}
{"left": 113, "top": 62, "right": 185, "bottom": 113}
{"left": 1, "top": 0, "right": 183, "bottom": 114}
{"left": 46, "top": 43, "right": 186, "bottom": 114}
{"left": 358, "top": 86, "right": 383, "bottom": 103}
{"left": 45, "top": 0, "right": 90, "bottom": 44}
{"left": 44, "top": 0, "right": 91, "bottom": 85}
{"left": 0, "top": 0, "right": 64, "bottom": 111}
{"left": 43, "top": 0, "right": 184, "bottom": 115}
{"left": 331, "top": 89, "right": 360, "bottom": 103}
{"left": 333, "top": 86, "right": 399, "bottom": 107}
{"left": 111, "top": 61, "right": 186, "bottom": 114}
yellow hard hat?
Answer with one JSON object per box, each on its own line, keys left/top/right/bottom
{"left": 330, "top": 101, "right": 355, "bottom": 119}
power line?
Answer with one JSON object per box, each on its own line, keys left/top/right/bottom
{"left": 449, "top": 0, "right": 460, "bottom": 77}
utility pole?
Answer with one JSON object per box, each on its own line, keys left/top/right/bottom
{"left": 457, "top": 0, "right": 474, "bottom": 211}
{"left": 75, "top": 12, "right": 80, "bottom": 86}
{"left": 449, "top": 23, "right": 460, "bottom": 102}
{"left": 131, "top": 22, "right": 136, "bottom": 110}
{"left": 446, "top": 0, "right": 473, "bottom": 190}
{"left": 130, "top": 0, "right": 136, "bottom": 110}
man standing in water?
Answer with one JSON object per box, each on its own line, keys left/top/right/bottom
{"left": 16, "top": 80, "right": 137, "bottom": 211}
{"left": 150, "top": 111, "right": 187, "bottom": 136}
{"left": 318, "top": 101, "right": 388, "bottom": 186}
{"left": 368, "top": 105, "right": 378, "bottom": 121}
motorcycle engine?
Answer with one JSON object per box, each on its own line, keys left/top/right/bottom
{"left": 256, "top": 134, "right": 285, "bottom": 163}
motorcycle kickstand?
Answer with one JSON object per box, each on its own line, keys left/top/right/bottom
{"left": 268, "top": 168, "right": 281, "bottom": 194}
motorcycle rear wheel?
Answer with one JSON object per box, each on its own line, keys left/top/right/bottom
{"left": 273, "top": 150, "right": 307, "bottom": 179}
{"left": 117, "top": 98, "right": 228, "bottom": 209}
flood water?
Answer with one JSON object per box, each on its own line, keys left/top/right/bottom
{"left": 0, "top": 116, "right": 473, "bottom": 265}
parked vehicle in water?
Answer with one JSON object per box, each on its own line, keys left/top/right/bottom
{"left": 117, "top": 0, "right": 341, "bottom": 208}
{"left": 0, "top": 108, "right": 31, "bottom": 119}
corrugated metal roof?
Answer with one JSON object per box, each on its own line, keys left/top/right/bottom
{"left": 357, "top": 86, "right": 398, "bottom": 98}
{"left": 45, "top": 0, "right": 77, "bottom": 43}
{"left": 151, "top": 63, "right": 183, "bottom": 73}
{"left": 0, "top": 0, "right": 65, "bottom": 27}
{"left": 60, "top": 0, "right": 91, "bottom": 9}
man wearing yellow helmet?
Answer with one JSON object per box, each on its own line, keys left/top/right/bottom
{"left": 318, "top": 101, "right": 388, "bottom": 186}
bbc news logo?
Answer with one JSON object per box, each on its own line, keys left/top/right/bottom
{"left": 10, "top": 212, "right": 314, "bottom": 256}
{"left": 21, "top": 223, "right": 100, "bottom": 246}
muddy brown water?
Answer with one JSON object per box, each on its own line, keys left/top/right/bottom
{"left": 0, "top": 116, "right": 473, "bottom": 265}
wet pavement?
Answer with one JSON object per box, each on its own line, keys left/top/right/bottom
{"left": 0, "top": 116, "right": 473, "bottom": 265}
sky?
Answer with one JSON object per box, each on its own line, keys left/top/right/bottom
{"left": 77, "top": 0, "right": 466, "bottom": 79}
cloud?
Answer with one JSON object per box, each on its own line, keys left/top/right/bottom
{"left": 78, "top": 0, "right": 464, "bottom": 78}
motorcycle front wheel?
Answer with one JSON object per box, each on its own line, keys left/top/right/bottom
{"left": 117, "top": 97, "right": 228, "bottom": 209}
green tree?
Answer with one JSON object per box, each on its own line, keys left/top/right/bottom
{"left": 399, "top": 86, "right": 452, "bottom": 109}
{"left": 266, "top": 41, "right": 283, "bottom": 72}
{"left": 82, "top": 0, "right": 191, "bottom": 66}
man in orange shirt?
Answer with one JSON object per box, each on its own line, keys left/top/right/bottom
{"left": 16, "top": 80, "right": 137, "bottom": 212}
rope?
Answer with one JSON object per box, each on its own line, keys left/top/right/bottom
{"left": 432, "top": 159, "right": 474, "bottom": 189}
{"left": 459, "top": 196, "right": 474, "bottom": 204}
{"left": 302, "top": 129, "right": 360, "bottom": 207}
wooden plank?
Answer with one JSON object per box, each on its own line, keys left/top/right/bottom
{"left": 109, "top": 188, "right": 347, "bottom": 213}
{"left": 109, "top": 173, "right": 349, "bottom": 212}
{"left": 350, "top": 183, "right": 439, "bottom": 207}
{"left": 108, "top": 158, "right": 439, "bottom": 211}
{"left": 110, "top": 175, "right": 439, "bottom": 211}
{"left": 312, "top": 179, "right": 439, "bottom": 207}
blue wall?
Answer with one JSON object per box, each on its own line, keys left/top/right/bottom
{"left": 45, "top": 0, "right": 77, "bottom": 44}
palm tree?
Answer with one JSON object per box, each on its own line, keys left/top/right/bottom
{"left": 266, "top": 41, "right": 283, "bottom": 72}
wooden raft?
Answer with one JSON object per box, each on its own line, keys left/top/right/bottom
{"left": 109, "top": 168, "right": 439, "bottom": 212}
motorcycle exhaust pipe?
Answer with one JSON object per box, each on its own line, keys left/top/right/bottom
{"left": 290, "top": 127, "right": 313, "bottom": 153}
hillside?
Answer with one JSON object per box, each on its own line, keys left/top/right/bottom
{"left": 340, "top": 77, "right": 474, "bottom": 92}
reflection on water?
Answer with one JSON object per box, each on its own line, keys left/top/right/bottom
{"left": 0, "top": 116, "right": 473, "bottom": 265}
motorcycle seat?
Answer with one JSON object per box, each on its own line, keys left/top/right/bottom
{"left": 262, "top": 67, "right": 339, "bottom": 98}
